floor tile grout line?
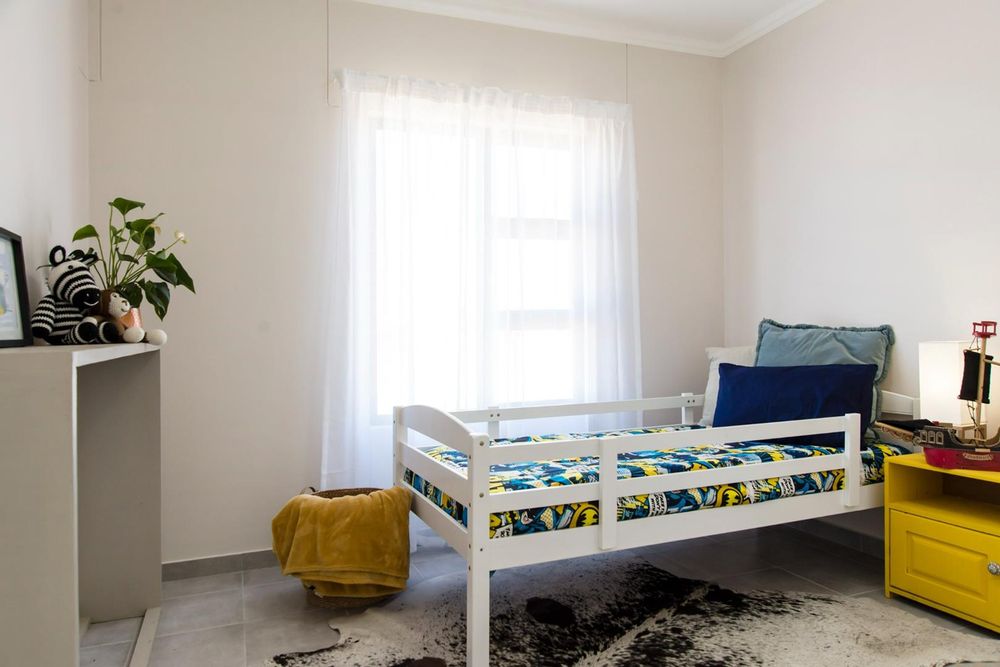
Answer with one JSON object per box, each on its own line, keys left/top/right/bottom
{"left": 758, "top": 550, "right": 884, "bottom": 579}
{"left": 161, "top": 585, "right": 245, "bottom": 602}
{"left": 712, "top": 565, "right": 775, "bottom": 580}
{"left": 156, "top": 620, "right": 245, "bottom": 640}
{"left": 79, "top": 638, "right": 136, "bottom": 650}
{"left": 850, "top": 587, "right": 885, "bottom": 597}
{"left": 773, "top": 566, "right": 838, "bottom": 595}
{"left": 79, "top": 620, "right": 145, "bottom": 651}
{"left": 125, "top": 629, "right": 137, "bottom": 667}
{"left": 242, "top": 621, "right": 249, "bottom": 667}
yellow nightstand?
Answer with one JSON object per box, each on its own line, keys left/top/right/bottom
{"left": 885, "top": 453, "right": 1000, "bottom": 633}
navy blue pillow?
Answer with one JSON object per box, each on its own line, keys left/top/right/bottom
{"left": 712, "top": 363, "right": 877, "bottom": 447}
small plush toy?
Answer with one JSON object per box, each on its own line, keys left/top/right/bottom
{"left": 31, "top": 246, "right": 120, "bottom": 345}
{"left": 97, "top": 291, "right": 167, "bottom": 346}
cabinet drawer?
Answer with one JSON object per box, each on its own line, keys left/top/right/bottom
{"left": 890, "top": 510, "right": 1000, "bottom": 626}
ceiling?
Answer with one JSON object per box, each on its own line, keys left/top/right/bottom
{"left": 350, "top": 0, "right": 827, "bottom": 57}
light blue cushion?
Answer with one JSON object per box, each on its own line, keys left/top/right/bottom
{"left": 754, "top": 319, "right": 895, "bottom": 422}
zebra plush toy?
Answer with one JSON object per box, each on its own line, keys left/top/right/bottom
{"left": 30, "top": 246, "right": 121, "bottom": 345}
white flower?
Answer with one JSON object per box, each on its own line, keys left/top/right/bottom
{"left": 174, "top": 231, "right": 187, "bottom": 244}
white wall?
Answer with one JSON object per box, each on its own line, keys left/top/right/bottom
{"left": 723, "top": 0, "right": 1000, "bottom": 397}
{"left": 0, "top": 0, "right": 89, "bottom": 304}
{"left": 630, "top": 46, "right": 723, "bottom": 402}
{"left": 91, "top": 0, "right": 723, "bottom": 561}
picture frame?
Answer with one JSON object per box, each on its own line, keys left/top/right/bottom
{"left": 0, "top": 228, "right": 32, "bottom": 347}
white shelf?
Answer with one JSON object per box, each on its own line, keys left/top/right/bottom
{"left": 0, "top": 343, "right": 158, "bottom": 366}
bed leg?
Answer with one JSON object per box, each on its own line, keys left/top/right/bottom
{"left": 467, "top": 563, "right": 490, "bottom": 666}
{"left": 844, "top": 412, "right": 861, "bottom": 507}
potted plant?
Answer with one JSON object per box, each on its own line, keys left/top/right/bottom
{"left": 70, "top": 197, "right": 195, "bottom": 322}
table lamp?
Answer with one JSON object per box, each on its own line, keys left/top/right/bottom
{"left": 918, "top": 341, "right": 984, "bottom": 429}
{"left": 914, "top": 322, "right": 1000, "bottom": 471}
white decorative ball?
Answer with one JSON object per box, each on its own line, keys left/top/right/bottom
{"left": 123, "top": 327, "right": 145, "bottom": 344}
{"left": 145, "top": 329, "right": 168, "bottom": 346}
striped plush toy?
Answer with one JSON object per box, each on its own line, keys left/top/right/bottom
{"left": 30, "top": 246, "right": 121, "bottom": 345}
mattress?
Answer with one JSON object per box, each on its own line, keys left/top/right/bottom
{"left": 403, "top": 424, "right": 908, "bottom": 539}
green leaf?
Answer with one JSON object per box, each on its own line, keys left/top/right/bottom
{"left": 109, "top": 197, "right": 145, "bottom": 217}
{"left": 144, "top": 253, "right": 167, "bottom": 267}
{"left": 168, "top": 254, "right": 195, "bottom": 293}
{"left": 128, "top": 226, "right": 156, "bottom": 249}
{"left": 125, "top": 214, "right": 163, "bottom": 231}
{"left": 118, "top": 254, "right": 139, "bottom": 264}
{"left": 141, "top": 226, "right": 156, "bottom": 249}
{"left": 73, "top": 225, "right": 99, "bottom": 242}
{"left": 152, "top": 269, "right": 176, "bottom": 284}
{"left": 117, "top": 282, "right": 143, "bottom": 308}
{"left": 145, "top": 254, "right": 192, "bottom": 290}
{"left": 126, "top": 217, "right": 159, "bottom": 249}
{"left": 125, "top": 218, "right": 153, "bottom": 238}
{"left": 141, "top": 280, "right": 171, "bottom": 320}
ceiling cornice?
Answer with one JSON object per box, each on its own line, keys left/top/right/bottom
{"left": 346, "top": 0, "right": 827, "bottom": 59}
{"left": 718, "top": 0, "right": 827, "bottom": 56}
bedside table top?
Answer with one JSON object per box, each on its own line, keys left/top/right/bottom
{"left": 887, "top": 451, "right": 1000, "bottom": 483}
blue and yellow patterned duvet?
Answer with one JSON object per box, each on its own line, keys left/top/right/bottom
{"left": 403, "top": 425, "right": 908, "bottom": 539}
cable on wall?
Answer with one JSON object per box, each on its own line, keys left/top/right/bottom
{"left": 625, "top": 43, "right": 630, "bottom": 104}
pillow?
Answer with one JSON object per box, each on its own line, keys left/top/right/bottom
{"left": 712, "top": 363, "right": 877, "bottom": 447}
{"left": 700, "top": 345, "right": 756, "bottom": 426}
{"left": 754, "top": 319, "right": 894, "bottom": 423}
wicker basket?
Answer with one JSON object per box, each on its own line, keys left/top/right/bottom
{"left": 311, "top": 487, "right": 381, "bottom": 501}
{"left": 302, "top": 487, "right": 397, "bottom": 610}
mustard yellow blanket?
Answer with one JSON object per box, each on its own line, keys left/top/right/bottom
{"left": 272, "top": 486, "right": 411, "bottom": 598}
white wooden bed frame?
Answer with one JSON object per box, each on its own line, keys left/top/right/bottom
{"left": 392, "top": 391, "right": 916, "bottom": 666}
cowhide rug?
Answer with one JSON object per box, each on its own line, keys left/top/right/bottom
{"left": 266, "top": 553, "right": 999, "bottom": 667}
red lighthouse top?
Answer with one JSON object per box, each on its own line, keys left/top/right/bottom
{"left": 973, "top": 321, "right": 997, "bottom": 339}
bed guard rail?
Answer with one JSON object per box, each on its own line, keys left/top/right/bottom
{"left": 394, "top": 398, "right": 864, "bottom": 551}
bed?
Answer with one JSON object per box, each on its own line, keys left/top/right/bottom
{"left": 393, "top": 391, "right": 917, "bottom": 666}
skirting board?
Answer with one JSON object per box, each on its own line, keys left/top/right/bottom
{"left": 162, "top": 549, "right": 277, "bottom": 581}
{"left": 160, "top": 525, "right": 879, "bottom": 582}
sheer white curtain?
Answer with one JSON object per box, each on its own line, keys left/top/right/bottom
{"left": 322, "top": 70, "right": 642, "bottom": 488}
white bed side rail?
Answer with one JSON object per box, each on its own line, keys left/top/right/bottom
{"left": 486, "top": 413, "right": 864, "bottom": 536}
{"left": 394, "top": 394, "right": 707, "bottom": 464}
{"left": 450, "top": 394, "right": 704, "bottom": 425}
{"left": 396, "top": 404, "right": 477, "bottom": 455}
{"left": 487, "top": 414, "right": 854, "bottom": 464}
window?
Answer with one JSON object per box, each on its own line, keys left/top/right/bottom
{"left": 373, "top": 125, "right": 577, "bottom": 416}
{"left": 324, "top": 71, "right": 641, "bottom": 487}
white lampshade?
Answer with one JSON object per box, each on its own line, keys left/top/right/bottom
{"left": 918, "top": 341, "right": 985, "bottom": 426}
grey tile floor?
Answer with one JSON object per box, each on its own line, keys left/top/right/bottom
{"left": 80, "top": 520, "right": 998, "bottom": 667}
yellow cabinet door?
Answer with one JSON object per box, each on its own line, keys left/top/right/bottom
{"left": 890, "top": 510, "right": 1000, "bottom": 626}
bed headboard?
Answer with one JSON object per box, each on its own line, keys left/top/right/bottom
{"left": 880, "top": 390, "right": 919, "bottom": 418}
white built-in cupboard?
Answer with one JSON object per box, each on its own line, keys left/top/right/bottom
{"left": 0, "top": 344, "right": 161, "bottom": 666}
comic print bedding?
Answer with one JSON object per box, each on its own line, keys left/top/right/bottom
{"left": 403, "top": 425, "right": 908, "bottom": 539}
